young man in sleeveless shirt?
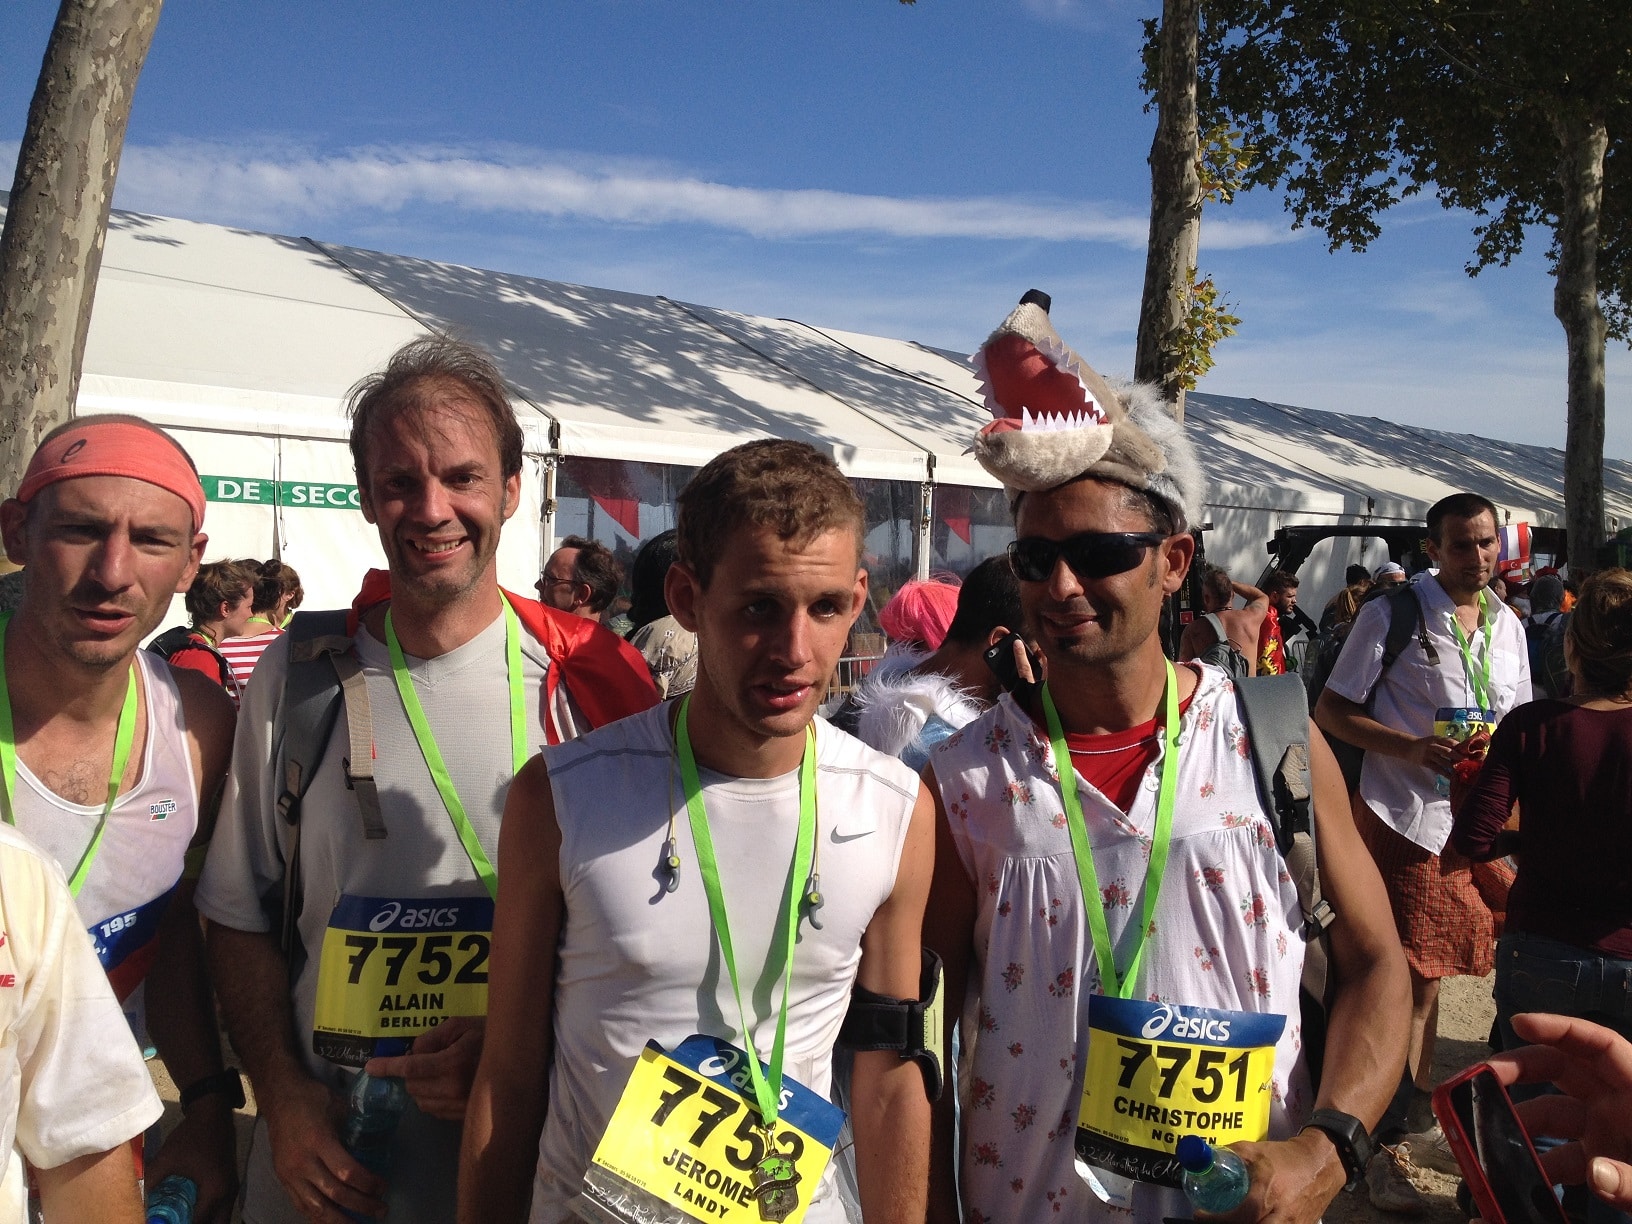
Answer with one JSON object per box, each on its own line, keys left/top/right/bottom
{"left": 925, "top": 294, "right": 1409, "bottom": 1224}
{"left": 461, "top": 440, "right": 936, "bottom": 1223}
{"left": 0, "top": 415, "right": 239, "bottom": 1220}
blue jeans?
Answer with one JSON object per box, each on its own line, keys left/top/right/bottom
{"left": 1494, "top": 931, "right": 1632, "bottom": 1224}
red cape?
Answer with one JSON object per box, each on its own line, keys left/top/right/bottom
{"left": 348, "top": 569, "right": 659, "bottom": 743}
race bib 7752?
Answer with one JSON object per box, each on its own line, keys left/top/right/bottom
{"left": 311, "top": 894, "right": 493, "bottom": 1064}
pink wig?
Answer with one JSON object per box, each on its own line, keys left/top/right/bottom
{"left": 878, "top": 579, "right": 961, "bottom": 652}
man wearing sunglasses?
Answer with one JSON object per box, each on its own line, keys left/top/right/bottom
{"left": 923, "top": 292, "right": 1408, "bottom": 1224}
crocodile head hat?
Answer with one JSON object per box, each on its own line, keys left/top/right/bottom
{"left": 970, "top": 289, "right": 1203, "bottom": 532}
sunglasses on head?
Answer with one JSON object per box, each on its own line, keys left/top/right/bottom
{"left": 1007, "top": 532, "right": 1170, "bottom": 582}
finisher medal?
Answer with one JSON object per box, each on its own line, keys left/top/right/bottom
{"left": 751, "top": 1146, "right": 800, "bottom": 1222}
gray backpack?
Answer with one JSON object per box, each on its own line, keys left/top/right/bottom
{"left": 1197, "top": 612, "right": 1253, "bottom": 678}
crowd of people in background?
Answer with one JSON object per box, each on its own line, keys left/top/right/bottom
{"left": 1, "top": 303, "right": 1631, "bottom": 1224}
{"left": 152, "top": 559, "right": 304, "bottom": 707}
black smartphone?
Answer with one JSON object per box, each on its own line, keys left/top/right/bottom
{"left": 1432, "top": 1064, "right": 1567, "bottom": 1224}
{"left": 983, "top": 632, "right": 1041, "bottom": 700}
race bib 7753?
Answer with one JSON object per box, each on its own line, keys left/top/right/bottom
{"left": 584, "top": 1035, "right": 845, "bottom": 1224}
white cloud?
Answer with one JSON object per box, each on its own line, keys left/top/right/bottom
{"left": 1016, "top": 0, "right": 1143, "bottom": 32}
{"left": 100, "top": 140, "right": 1294, "bottom": 250}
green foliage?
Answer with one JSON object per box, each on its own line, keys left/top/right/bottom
{"left": 1176, "top": 0, "right": 1632, "bottom": 338}
{"left": 1176, "top": 271, "right": 1242, "bottom": 392}
{"left": 1198, "top": 122, "right": 1254, "bottom": 206}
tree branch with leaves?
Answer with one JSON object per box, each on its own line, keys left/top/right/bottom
{"left": 1183, "top": 0, "right": 1630, "bottom": 569}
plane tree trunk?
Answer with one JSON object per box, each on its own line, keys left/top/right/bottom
{"left": 1134, "top": 0, "right": 1201, "bottom": 422}
{"left": 1550, "top": 108, "right": 1609, "bottom": 574}
{"left": 0, "top": 0, "right": 162, "bottom": 487}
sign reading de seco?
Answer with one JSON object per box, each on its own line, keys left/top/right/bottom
{"left": 202, "top": 475, "right": 362, "bottom": 511}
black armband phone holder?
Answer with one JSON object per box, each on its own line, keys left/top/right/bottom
{"left": 837, "top": 947, "right": 944, "bottom": 1101}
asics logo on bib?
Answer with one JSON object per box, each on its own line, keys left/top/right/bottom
{"left": 367, "top": 902, "right": 462, "bottom": 932}
{"left": 696, "top": 1048, "right": 795, "bottom": 1111}
{"left": 1139, "top": 1004, "right": 1232, "bottom": 1043}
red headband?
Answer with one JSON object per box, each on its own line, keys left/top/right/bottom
{"left": 16, "top": 421, "right": 205, "bottom": 531}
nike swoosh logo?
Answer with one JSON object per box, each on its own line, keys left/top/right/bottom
{"left": 831, "top": 828, "right": 874, "bottom": 843}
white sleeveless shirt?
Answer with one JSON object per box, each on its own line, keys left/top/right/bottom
{"left": 10, "top": 651, "right": 199, "bottom": 1009}
{"left": 532, "top": 705, "right": 919, "bottom": 1223}
{"left": 930, "top": 666, "right": 1312, "bottom": 1224}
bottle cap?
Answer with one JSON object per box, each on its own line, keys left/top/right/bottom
{"left": 1176, "top": 1135, "right": 1215, "bottom": 1172}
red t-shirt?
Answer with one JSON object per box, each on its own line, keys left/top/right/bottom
{"left": 165, "top": 634, "right": 241, "bottom": 706}
{"left": 1059, "top": 678, "right": 1199, "bottom": 813}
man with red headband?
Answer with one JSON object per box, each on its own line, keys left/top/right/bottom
{"left": 196, "top": 336, "right": 659, "bottom": 1224}
{"left": 0, "top": 414, "right": 241, "bottom": 1220}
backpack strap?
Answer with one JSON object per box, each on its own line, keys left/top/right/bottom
{"left": 1202, "top": 612, "right": 1226, "bottom": 641}
{"left": 1233, "top": 674, "right": 1314, "bottom": 849}
{"left": 1378, "top": 584, "right": 1435, "bottom": 678}
{"left": 153, "top": 626, "right": 236, "bottom": 691}
{"left": 1232, "top": 674, "right": 1335, "bottom": 1005}
{"left": 147, "top": 624, "right": 197, "bottom": 659}
{"left": 273, "top": 610, "right": 386, "bottom": 965}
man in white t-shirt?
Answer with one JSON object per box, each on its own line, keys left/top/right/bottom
{"left": 1316, "top": 491, "right": 1531, "bottom": 1151}
{"left": 460, "top": 440, "right": 936, "bottom": 1223}
{"left": 0, "top": 822, "right": 164, "bottom": 1223}
{"left": 0, "top": 416, "right": 240, "bottom": 1220}
{"left": 197, "top": 337, "right": 657, "bottom": 1223}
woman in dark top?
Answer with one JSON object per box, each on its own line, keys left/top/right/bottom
{"left": 1452, "top": 568, "right": 1632, "bottom": 1224}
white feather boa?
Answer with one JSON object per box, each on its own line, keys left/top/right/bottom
{"left": 849, "top": 645, "right": 986, "bottom": 761}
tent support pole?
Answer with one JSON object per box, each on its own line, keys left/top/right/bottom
{"left": 542, "top": 452, "right": 560, "bottom": 561}
{"left": 916, "top": 478, "right": 934, "bottom": 581}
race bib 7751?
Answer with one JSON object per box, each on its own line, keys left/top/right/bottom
{"left": 1077, "top": 996, "right": 1285, "bottom": 1188}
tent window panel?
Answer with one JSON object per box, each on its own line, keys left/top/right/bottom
{"left": 851, "top": 478, "right": 918, "bottom": 647}
{"left": 555, "top": 457, "right": 699, "bottom": 602}
{"left": 927, "top": 484, "right": 1011, "bottom": 578}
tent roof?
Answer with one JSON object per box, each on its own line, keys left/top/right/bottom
{"left": 314, "top": 241, "right": 939, "bottom": 481}
{"left": 1186, "top": 393, "right": 1632, "bottom": 528}
{"left": 72, "top": 208, "right": 444, "bottom": 441}
{"left": 7, "top": 194, "right": 1629, "bottom": 526}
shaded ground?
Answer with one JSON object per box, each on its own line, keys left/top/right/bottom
{"left": 1325, "top": 972, "right": 1497, "bottom": 1224}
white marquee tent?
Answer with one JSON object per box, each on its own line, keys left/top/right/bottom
{"left": 8, "top": 196, "right": 1631, "bottom": 621}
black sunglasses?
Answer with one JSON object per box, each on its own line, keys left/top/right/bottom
{"left": 1007, "top": 532, "right": 1169, "bottom": 582}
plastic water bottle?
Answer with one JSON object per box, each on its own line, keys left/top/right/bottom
{"left": 145, "top": 1174, "right": 198, "bottom": 1224}
{"left": 1177, "top": 1135, "right": 1250, "bottom": 1213}
{"left": 340, "top": 1071, "right": 407, "bottom": 1220}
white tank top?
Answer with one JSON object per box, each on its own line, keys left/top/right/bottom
{"left": 11, "top": 651, "right": 200, "bottom": 1004}
{"left": 531, "top": 704, "right": 919, "bottom": 1223}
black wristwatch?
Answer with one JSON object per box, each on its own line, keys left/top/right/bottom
{"left": 179, "top": 1067, "right": 245, "bottom": 1113}
{"left": 1299, "top": 1108, "right": 1374, "bottom": 1189}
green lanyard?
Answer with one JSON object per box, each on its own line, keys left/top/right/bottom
{"left": 384, "top": 597, "right": 527, "bottom": 901}
{"left": 0, "top": 612, "right": 138, "bottom": 897}
{"left": 674, "top": 694, "right": 815, "bottom": 1131}
{"left": 1040, "top": 659, "right": 1181, "bottom": 1000}
{"left": 1450, "top": 592, "right": 1494, "bottom": 710}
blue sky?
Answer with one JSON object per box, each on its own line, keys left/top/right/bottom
{"left": 4, "top": 0, "right": 1627, "bottom": 458}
